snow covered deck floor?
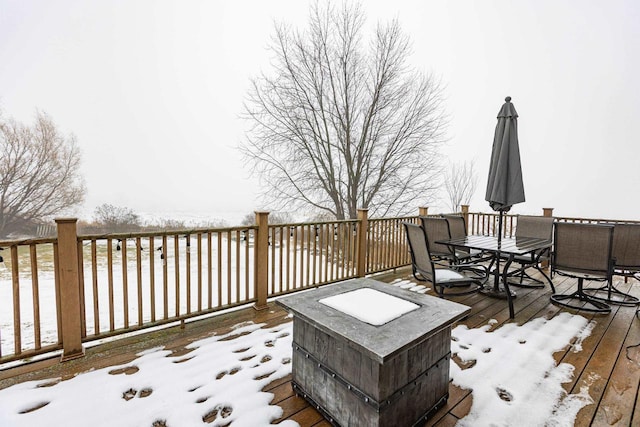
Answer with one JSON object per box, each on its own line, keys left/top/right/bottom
{"left": 1, "top": 266, "right": 639, "bottom": 426}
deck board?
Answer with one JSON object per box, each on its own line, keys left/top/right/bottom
{"left": 1, "top": 266, "right": 639, "bottom": 426}
{"left": 592, "top": 307, "right": 640, "bottom": 426}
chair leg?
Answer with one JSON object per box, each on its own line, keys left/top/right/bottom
{"left": 411, "top": 265, "right": 428, "bottom": 282}
{"left": 439, "top": 283, "right": 482, "bottom": 297}
{"left": 508, "top": 267, "right": 545, "bottom": 289}
{"left": 508, "top": 264, "right": 550, "bottom": 290}
{"left": 583, "top": 282, "right": 640, "bottom": 306}
{"left": 550, "top": 278, "right": 611, "bottom": 313}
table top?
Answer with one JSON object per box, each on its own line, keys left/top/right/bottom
{"left": 276, "top": 277, "right": 470, "bottom": 363}
{"left": 436, "top": 235, "right": 552, "bottom": 256}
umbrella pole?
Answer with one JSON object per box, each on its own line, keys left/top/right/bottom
{"left": 494, "top": 211, "right": 503, "bottom": 292}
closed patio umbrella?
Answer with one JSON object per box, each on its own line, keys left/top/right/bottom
{"left": 485, "top": 96, "right": 525, "bottom": 243}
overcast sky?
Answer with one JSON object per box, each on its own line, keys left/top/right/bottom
{"left": 1, "top": 0, "right": 639, "bottom": 223}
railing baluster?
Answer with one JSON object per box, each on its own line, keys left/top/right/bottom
{"left": 207, "top": 232, "right": 212, "bottom": 309}
{"left": 149, "top": 237, "right": 156, "bottom": 323}
{"left": 269, "top": 227, "right": 275, "bottom": 294}
{"left": 292, "top": 226, "right": 298, "bottom": 290}
{"left": 122, "top": 238, "right": 129, "bottom": 328}
{"left": 30, "top": 244, "right": 42, "bottom": 350}
{"left": 305, "top": 225, "right": 311, "bottom": 287}
{"left": 217, "top": 231, "right": 222, "bottom": 308}
{"left": 186, "top": 234, "right": 192, "bottom": 315}
{"left": 197, "top": 233, "right": 203, "bottom": 312}
{"left": 244, "top": 229, "right": 250, "bottom": 299}
{"left": 162, "top": 235, "right": 168, "bottom": 320}
{"left": 235, "top": 230, "right": 240, "bottom": 302}
{"left": 312, "top": 225, "right": 318, "bottom": 285}
{"left": 136, "top": 237, "right": 143, "bottom": 326}
{"left": 107, "top": 239, "right": 115, "bottom": 331}
{"left": 11, "top": 246, "right": 21, "bottom": 354}
{"left": 174, "top": 235, "right": 180, "bottom": 317}
{"left": 285, "top": 226, "right": 291, "bottom": 292}
{"left": 226, "top": 230, "right": 232, "bottom": 305}
{"left": 91, "top": 240, "right": 100, "bottom": 334}
{"left": 278, "top": 227, "right": 284, "bottom": 291}
{"left": 77, "top": 240, "right": 86, "bottom": 338}
{"left": 320, "top": 224, "right": 329, "bottom": 283}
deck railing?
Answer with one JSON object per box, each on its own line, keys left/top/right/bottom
{"left": 2, "top": 206, "right": 637, "bottom": 365}
{"left": 0, "top": 209, "right": 418, "bottom": 364}
{"left": 77, "top": 226, "right": 258, "bottom": 341}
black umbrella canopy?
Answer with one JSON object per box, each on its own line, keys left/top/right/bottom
{"left": 485, "top": 96, "right": 525, "bottom": 212}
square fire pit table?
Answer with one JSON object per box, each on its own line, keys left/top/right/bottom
{"left": 276, "top": 277, "right": 470, "bottom": 426}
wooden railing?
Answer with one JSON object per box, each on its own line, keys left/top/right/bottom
{"left": 266, "top": 220, "right": 360, "bottom": 297}
{"left": 77, "top": 226, "right": 258, "bottom": 341}
{"left": 465, "top": 208, "right": 640, "bottom": 236}
{"left": 555, "top": 216, "right": 640, "bottom": 225}
{"left": 0, "top": 236, "right": 60, "bottom": 362}
{"left": 366, "top": 216, "right": 417, "bottom": 274}
{"left": 0, "top": 209, "right": 416, "bottom": 364}
{"left": 3, "top": 206, "right": 638, "bottom": 365}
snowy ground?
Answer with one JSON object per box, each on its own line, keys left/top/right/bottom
{"left": 0, "top": 321, "right": 297, "bottom": 427}
{"left": 0, "top": 281, "right": 595, "bottom": 427}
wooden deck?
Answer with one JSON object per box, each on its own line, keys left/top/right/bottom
{"left": 1, "top": 266, "right": 639, "bottom": 426}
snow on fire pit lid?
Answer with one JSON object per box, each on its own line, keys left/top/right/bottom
{"left": 319, "top": 287, "right": 419, "bottom": 326}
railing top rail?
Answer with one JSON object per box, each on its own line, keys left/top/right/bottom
{"left": 78, "top": 225, "right": 258, "bottom": 240}
{"left": 0, "top": 236, "right": 57, "bottom": 246}
{"left": 467, "top": 211, "right": 640, "bottom": 225}
{"left": 268, "top": 219, "right": 359, "bottom": 228}
{"left": 555, "top": 216, "right": 640, "bottom": 224}
{"left": 368, "top": 215, "right": 418, "bottom": 222}
{"left": 467, "top": 212, "right": 517, "bottom": 217}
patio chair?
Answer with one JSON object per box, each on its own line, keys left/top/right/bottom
{"left": 421, "top": 216, "right": 489, "bottom": 279}
{"left": 442, "top": 214, "right": 494, "bottom": 263}
{"left": 550, "top": 222, "right": 613, "bottom": 314}
{"left": 583, "top": 223, "right": 640, "bottom": 306}
{"left": 403, "top": 222, "right": 483, "bottom": 297}
{"left": 504, "top": 215, "right": 554, "bottom": 289}
{"left": 420, "top": 217, "right": 458, "bottom": 264}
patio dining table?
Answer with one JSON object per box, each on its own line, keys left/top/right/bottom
{"left": 436, "top": 235, "right": 553, "bottom": 318}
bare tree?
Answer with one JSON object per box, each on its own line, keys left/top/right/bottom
{"left": 93, "top": 204, "right": 141, "bottom": 231}
{"left": 443, "top": 160, "right": 477, "bottom": 212}
{"left": 0, "top": 111, "right": 85, "bottom": 237}
{"left": 242, "top": 1, "right": 447, "bottom": 220}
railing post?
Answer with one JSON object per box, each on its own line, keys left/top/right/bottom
{"left": 254, "top": 211, "right": 269, "bottom": 311}
{"left": 418, "top": 207, "right": 429, "bottom": 216}
{"left": 356, "top": 208, "right": 369, "bottom": 278}
{"left": 461, "top": 205, "right": 470, "bottom": 229}
{"left": 55, "top": 218, "right": 84, "bottom": 361}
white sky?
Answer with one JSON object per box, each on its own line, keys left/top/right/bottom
{"left": 0, "top": 298, "right": 596, "bottom": 426}
{"left": 1, "top": 0, "right": 639, "bottom": 223}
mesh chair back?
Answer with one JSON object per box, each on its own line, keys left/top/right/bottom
{"left": 442, "top": 215, "right": 471, "bottom": 256}
{"left": 553, "top": 222, "right": 613, "bottom": 276}
{"left": 516, "top": 215, "right": 554, "bottom": 240}
{"left": 612, "top": 223, "right": 640, "bottom": 270}
{"left": 420, "top": 217, "right": 454, "bottom": 258}
{"left": 442, "top": 215, "right": 467, "bottom": 238}
{"left": 403, "top": 222, "right": 435, "bottom": 280}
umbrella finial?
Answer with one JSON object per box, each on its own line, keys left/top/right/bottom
{"left": 505, "top": 96, "right": 512, "bottom": 102}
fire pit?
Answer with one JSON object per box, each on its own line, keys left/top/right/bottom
{"left": 276, "top": 278, "right": 470, "bottom": 426}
